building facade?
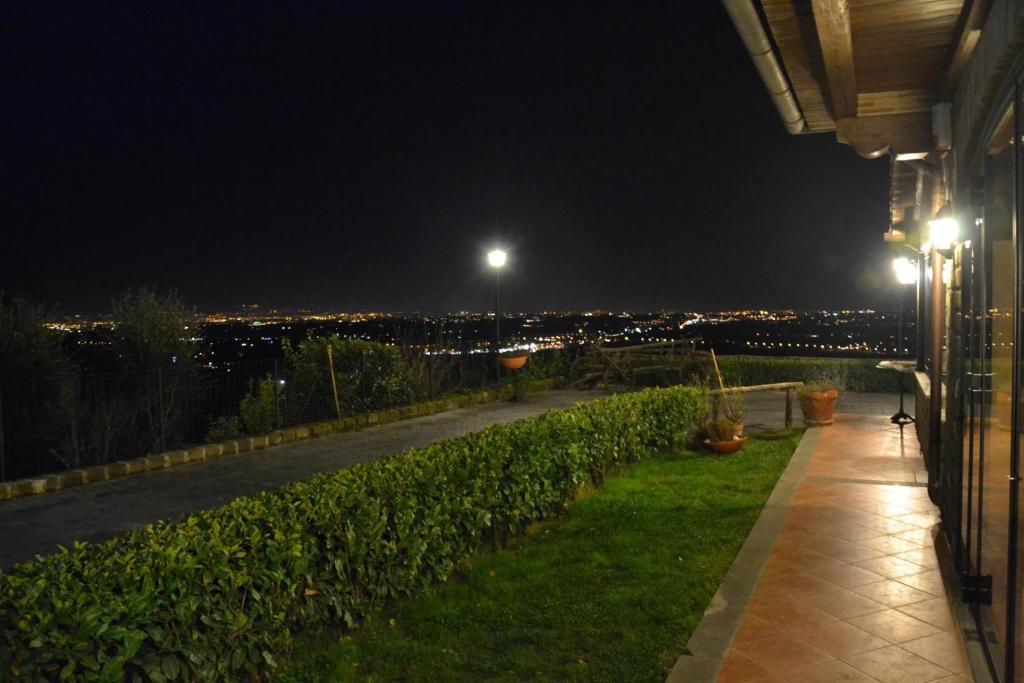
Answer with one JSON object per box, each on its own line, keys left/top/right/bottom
{"left": 725, "top": 1, "right": 1024, "bottom": 680}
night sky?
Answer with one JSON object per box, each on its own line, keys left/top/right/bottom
{"left": 4, "top": 2, "right": 896, "bottom": 314}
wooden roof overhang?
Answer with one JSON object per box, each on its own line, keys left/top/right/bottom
{"left": 745, "top": 0, "right": 991, "bottom": 238}
{"left": 758, "top": 0, "right": 989, "bottom": 157}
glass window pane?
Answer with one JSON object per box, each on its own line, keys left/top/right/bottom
{"left": 981, "top": 102, "right": 1014, "bottom": 658}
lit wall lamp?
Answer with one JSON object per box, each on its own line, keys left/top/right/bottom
{"left": 892, "top": 257, "right": 919, "bottom": 286}
{"left": 924, "top": 204, "right": 958, "bottom": 256}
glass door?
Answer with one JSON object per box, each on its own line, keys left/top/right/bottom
{"left": 983, "top": 101, "right": 1014, "bottom": 679}
{"left": 961, "top": 100, "right": 1016, "bottom": 681}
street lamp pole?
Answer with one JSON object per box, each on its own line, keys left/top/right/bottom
{"left": 892, "top": 256, "right": 919, "bottom": 426}
{"left": 495, "top": 266, "right": 500, "bottom": 381}
{"left": 487, "top": 249, "right": 507, "bottom": 383}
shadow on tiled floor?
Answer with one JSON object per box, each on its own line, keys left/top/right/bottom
{"left": 717, "top": 415, "right": 973, "bottom": 683}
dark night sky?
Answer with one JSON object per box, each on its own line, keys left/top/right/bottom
{"left": 3, "top": 1, "right": 896, "bottom": 314}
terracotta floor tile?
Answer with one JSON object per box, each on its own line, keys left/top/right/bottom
{"left": 844, "top": 645, "right": 951, "bottom": 683}
{"left": 759, "top": 572, "right": 842, "bottom": 600}
{"left": 892, "top": 527, "right": 937, "bottom": 547}
{"left": 733, "top": 614, "right": 781, "bottom": 644}
{"left": 786, "top": 619, "right": 890, "bottom": 659}
{"left": 895, "top": 570, "right": 945, "bottom": 597}
{"left": 858, "top": 515, "right": 920, "bottom": 535}
{"left": 856, "top": 534, "right": 923, "bottom": 555}
{"left": 896, "top": 597, "right": 957, "bottom": 631}
{"left": 848, "top": 608, "right": 941, "bottom": 643}
{"left": 805, "top": 562, "right": 887, "bottom": 589}
{"left": 900, "top": 631, "right": 969, "bottom": 674}
{"left": 825, "top": 522, "right": 887, "bottom": 543}
{"left": 782, "top": 659, "right": 878, "bottom": 682}
{"left": 710, "top": 416, "right": 971, "bottom": 683}
{"left": 849, "top": 579, "right": 935, "bottom": 607}
{"left": 930, "top": 676, "right": 972, "bottom": 682}
{"left": 732, "top": 634, "right": 834, "bottom": 678}
{"left": 800, "top": 587, "right": 888, "bottom": 619}
{"left": 853, "top": 555, "right": 930, "bottom": 579}
{"left": 809, "top": 539, "right": 887, "bottom": 563}
{"left": 717, "top": 648, "right": 781, "bottom": 682}
{"left": 747, "top": 596, "right": 839, "bottom": 631}
{"left": 894, "top": 512, "right": 942, "bottom": 529}
{"left": 893, "top": 548, "right": 939, "bottom": 570}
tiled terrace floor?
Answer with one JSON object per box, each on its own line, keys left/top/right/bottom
{"left": 717, "top": 415, "right": 973, "bottom": 683}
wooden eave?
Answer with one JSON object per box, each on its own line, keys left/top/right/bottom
{"left": 757, "top": 0, "right": 979, "bottom": 157}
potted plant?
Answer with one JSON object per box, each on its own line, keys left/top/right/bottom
{"left": 704, "top": 419, "right": 747, "bottom": 455}
{"left": 798, "top": 377, "right": 840, "bottom": 426}
{"left": 721, "top": 392, "right": 745, "bottom": 436}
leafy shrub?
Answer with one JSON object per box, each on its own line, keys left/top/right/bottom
{"left": 239, "top": 377, "right": 279, "bottom": 435}
{"left": 0, "top": 386, "right": 705, "bottom": 681}
{"left": 284, "top": 335, "right": 413, "bottom": 420}
{"left": 206, "top": 415, "right": 241, "bottom": 442}
{"left": 716, "top": 355, "right": 893, "bottom": 393}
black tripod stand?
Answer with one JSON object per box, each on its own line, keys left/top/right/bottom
{"left": 891, "top": 288, "right": 915, "bottom": 427}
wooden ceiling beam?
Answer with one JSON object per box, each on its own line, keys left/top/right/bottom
{"left": 810, "top": 0, "right": 858, "bottom": 118}
{"left": 835, "top": 112, "right": 933, "bottom": 159}
{"left": 938, "top": 0, "right": 991, "bottom": 99}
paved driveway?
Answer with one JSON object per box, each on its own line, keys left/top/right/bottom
{"left": 0, "top": 390, "right": 605, "bottom": 569}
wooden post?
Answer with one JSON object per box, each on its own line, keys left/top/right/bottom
{"left": 786, "top": 387, "right": 794, "bottom": 430}
{"left": 929, "top": 250, "right": 943, "bottom": 480}
{"left": 326, "top": 343, "right": 342, "bottom": 420}
{"left": 710, "top": 349, "right": 726, "bottom": 391}
{"left": 0, "top": 384, "right": 5, "bottom": 482}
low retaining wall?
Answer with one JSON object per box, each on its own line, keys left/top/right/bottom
{"left": 0, "top": 378, "right": 562, "bottom": 502}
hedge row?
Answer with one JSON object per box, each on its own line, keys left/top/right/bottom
{"left": 716, "top": 355, "right": 896, "bottom": 393}
{"left": 0, "top": 386, "right": 705, "bottom": 681}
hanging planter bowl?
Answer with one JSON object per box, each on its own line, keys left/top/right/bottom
{"left": 501, "top": 355, "right": 529, "bottom": 370}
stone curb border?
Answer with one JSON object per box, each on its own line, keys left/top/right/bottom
{"left": 666, "top": 427, "right": 823, "bottom": 683}
{"left": 0, "top": 378, "right": 561, "bottom": 503}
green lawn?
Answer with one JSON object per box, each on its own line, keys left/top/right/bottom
{"left": 280, "top": 431, "right": 802, "bottom": 682}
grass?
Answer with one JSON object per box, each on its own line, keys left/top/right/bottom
{"left": 280, "top": 430, "right": 803, "bottom": 682}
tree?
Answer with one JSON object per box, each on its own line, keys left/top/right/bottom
{"left": 111, "top": 288, "right": 196, "bottom": 372}
{"left": 109, "top": 288, "right": 198, "bottom": 453}
{"left": 0, "top": 294, "right": 73, "bottom": 478}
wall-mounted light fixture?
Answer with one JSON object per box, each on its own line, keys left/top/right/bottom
{"left": 924, "top": 204, "right": 958, "bottom": 255}
{"left": 892, "top": 257, "right": 919, "bottom": 285}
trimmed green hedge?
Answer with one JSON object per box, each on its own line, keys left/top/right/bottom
{"left": 0, "top": 386, "right": 704, "bottom": 681}
{"left": 716, "top": 355, "right": 896, "bottom": 393}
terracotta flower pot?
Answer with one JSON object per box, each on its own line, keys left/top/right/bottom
{"left": 799, "top": 389, "right": 839, "bottom": 426}
{"left": 500, "top": 355, "right": 528, "bottom": 370}
{"left": 706, "top": 436, "right": 747, "bottom": 455}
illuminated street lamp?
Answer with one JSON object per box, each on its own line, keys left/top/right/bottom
{"left": 487, "top": 249, "right": 507, "bottom": 380}
{"left": 890, "top": 256, "right": 919, "bottom": 426}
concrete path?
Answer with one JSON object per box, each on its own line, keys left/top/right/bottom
{"left": 0, "top": 390, "right": 605, "bottom": 569}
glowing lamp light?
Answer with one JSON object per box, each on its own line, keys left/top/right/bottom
{"left": 925, "top": 216, "right": 958, "bottom": 252}
{"left": 892, "top": 257, "right": 918, "bottom": 285}
{"left": 487, "top": 249, "right": 507, "bottom": 268}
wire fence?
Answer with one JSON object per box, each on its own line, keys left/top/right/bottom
{"left": 0, "top": 349, "right": 572, "bottom": 482}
